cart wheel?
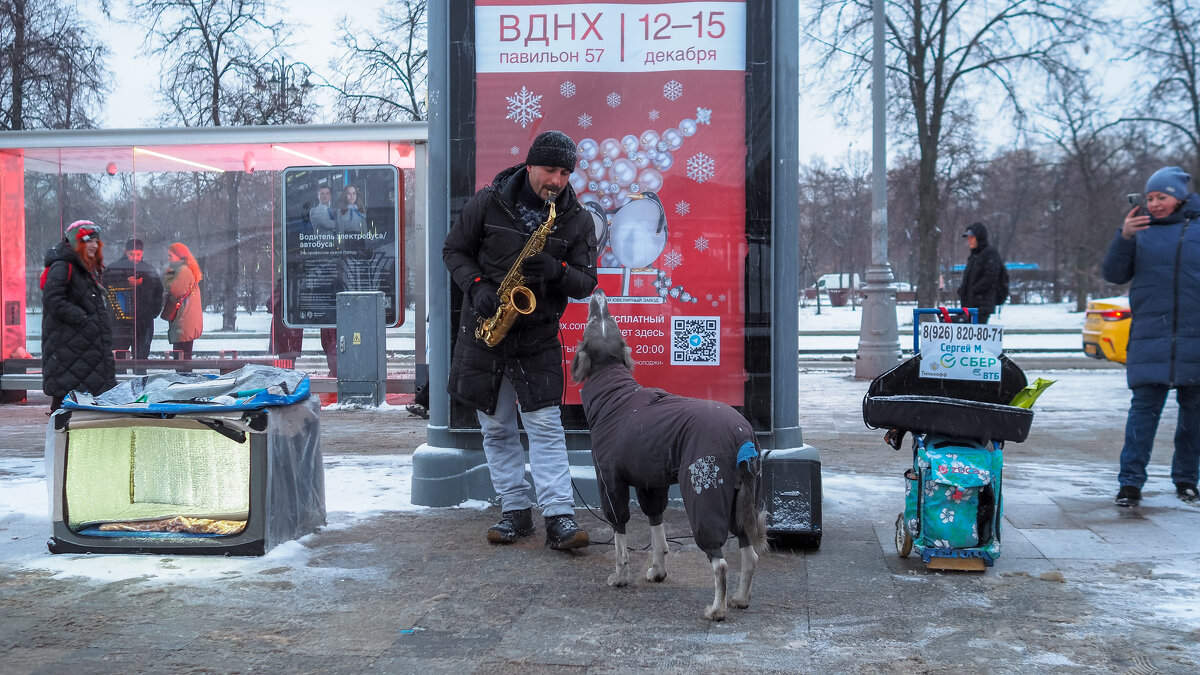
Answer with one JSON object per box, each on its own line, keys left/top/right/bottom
{"left": 895, "top": 512, "right": 912, "bottom": 557}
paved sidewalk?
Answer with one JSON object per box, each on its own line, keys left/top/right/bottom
{"left": 1, "top": 366, "right": 1199, "bottom": 672}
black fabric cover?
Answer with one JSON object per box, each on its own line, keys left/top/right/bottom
{"left": 862, "top": 354, "right": 1033, "bottom": 443}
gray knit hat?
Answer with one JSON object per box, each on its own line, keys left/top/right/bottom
{"left": 525, "top": 130, "right": 577, "bottom": 171}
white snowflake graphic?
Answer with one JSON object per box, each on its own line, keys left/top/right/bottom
{"left": 663, "top": 249, "right": 683, "bottom": 269}
{"left": 560, "top": 81, "right": 576, "bottom": 98}
{"left": 718, "top": 294, "right": 727, "bottom": 302}
{"left": 606, "top": 91, "right": 622, "bottom": 108}
{"left": 663, "top": 80, "right": 684, "bottom": 101}
{"left": 633, "top": 277, "right": 644, "bottom": 288}
{"left": 505, "top": 86, "right": 542, "bottom": 128}
{"left": 696, "top": 107, "right": 712, "bottom": 124}
{"left": 510, "top": 146, "right": 520, "bottom": 155}
{"left": 694, "top": 236, "right": 709, "bottom": 252}
{"left": 649, "top": 108, "right": 660, "bottom": 121}
{"left": 675, "top": 200, "right": 690, "bottom": 215}
{"left": 578, "top": 113, "right": 593, "bottom": 129}
{"left": 688, "top": 455, "right": 723, "bottom": 494}
{"left": 686, "top": 152, "right": 716, "bottom": 183}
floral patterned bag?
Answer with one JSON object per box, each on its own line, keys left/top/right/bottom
{"left": 904, "top": 435, "right": 1002, "bottom": 558}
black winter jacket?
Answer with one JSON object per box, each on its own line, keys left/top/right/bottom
{"left": 443, "top": 164, "right": 598, "bottom": 414}
{"left": 41, "top": 242, "right": 117, "bottom": 398}
{"left": 957, "top": 223, "right": 1005, "bottom": 314}
{"left": 102, "top": 255, "right": 164, "bottom": 335}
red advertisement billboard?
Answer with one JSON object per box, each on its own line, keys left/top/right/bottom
{"left": 474, "top": 0, "right": 748, "bottom": 405}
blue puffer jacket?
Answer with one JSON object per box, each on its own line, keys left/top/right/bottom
{"left": 1102, "top": 193, "right": 1200, "bottom": 388}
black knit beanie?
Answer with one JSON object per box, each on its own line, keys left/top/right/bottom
{"left": 525, "top": 130, "right": 577, "bottom": 171}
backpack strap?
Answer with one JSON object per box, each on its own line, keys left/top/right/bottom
{"left": 39, "top": 261, "right": 72, "bottom": 290}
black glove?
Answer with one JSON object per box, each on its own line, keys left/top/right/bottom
{"left": 470, "top": 279, "right": 501, "bottom": 317}
{"left": 522, "top": 253, "right": 566, "bottom": 284}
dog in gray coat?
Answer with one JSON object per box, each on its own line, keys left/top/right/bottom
{"left": 570, "top": 289, "right": 766, "bottom": 621}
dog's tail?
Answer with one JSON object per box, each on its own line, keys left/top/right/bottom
{"left": 735, "top": 446, "right": 768, "bottom": 555}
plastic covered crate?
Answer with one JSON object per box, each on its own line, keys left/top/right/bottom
{"left": 46, "top": 366, "right": 324, "bottom": 556}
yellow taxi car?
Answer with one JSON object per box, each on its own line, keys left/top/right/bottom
{"left": 1082, "top": 296, "right": 1130, "bottom": 363}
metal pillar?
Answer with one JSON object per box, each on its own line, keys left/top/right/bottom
{"left": 855, "top": 0, "right": 901, "bottom": 379}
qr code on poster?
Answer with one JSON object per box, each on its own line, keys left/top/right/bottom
{"left": 671, "top": 316, "right": 719, "bottom": 365}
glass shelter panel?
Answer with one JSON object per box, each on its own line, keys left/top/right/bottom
{"left": 2, "top": 138, "right": 418, "bottom": 382}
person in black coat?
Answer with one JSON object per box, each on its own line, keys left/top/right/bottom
{"left": 41, "top": 221, "right": 118, "bottom": 411}
{"left": 443, "top": 130, "right": 598, "bottom": 550}
{"left": 957, "top": 221, "right": 1005, "bottom": 324}
{"left": 102, "top": 238, "right": 163, "bottom": 369}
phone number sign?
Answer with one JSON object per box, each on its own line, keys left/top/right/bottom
{"left": 918, "top": 323, "right": 1004, "bottom": 381}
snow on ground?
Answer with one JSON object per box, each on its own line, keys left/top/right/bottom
{"left": 0, "top": 455, "right": 486, "bottom": 585}
{"left": 798, "top": 300, "right": 1087, "bottom": 331}
{"left": 4, "top": 449, "right": 1199, "bottom": 636}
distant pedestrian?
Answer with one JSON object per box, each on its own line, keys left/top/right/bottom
{"left": 957, "top": 221, "right": 1005, "bottom": 324}
{"left": 269, "top": 277, "right": 303, "bottom": 364}
{"left": 163, "top": 242, "right": 203, "bottom": 365}
{"left": 40, "top": 220, "right": 117, "bottom": 412}
{"left": 1103, "top": 166, "right": 1200, "bottom": 507}
{"left": 102, "top": 238, "right": 163, "bottom": 370}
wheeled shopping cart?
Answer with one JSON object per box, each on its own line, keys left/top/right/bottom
{"left": 862, "top": 308, "right": 1033, "bottom": 571}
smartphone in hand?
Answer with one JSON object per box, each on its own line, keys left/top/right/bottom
{"left": 1127, "top": 193, "right": 1148, "bottom": 215}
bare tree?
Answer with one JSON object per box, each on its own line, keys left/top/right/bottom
{"left": 1122, "top": 0, "right": 1200, "bottom": 177}
{"left": 324, "top": 0, "right": 428, "bottom": 122}
{"left": 129, "top": 0, "right": 297, "bottom": 330}
{"left": 0, "top": 0, "right": 109, "bottom": 130}
{"left": 1035, "top": 69, "right": 1138, "bottom": 309}
{"left": 808, "top": 0, "right": 1094, "bottom": 307}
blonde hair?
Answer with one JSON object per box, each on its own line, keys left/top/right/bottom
{"left": 168, "top": 242, "right": 203, "bottom": 283}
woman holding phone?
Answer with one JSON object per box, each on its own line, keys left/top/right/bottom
{"left": 1103, "top": 166, "right": 1200, "bottom": 507}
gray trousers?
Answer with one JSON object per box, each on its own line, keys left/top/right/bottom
{"left": 477, "top": 377, "right": 574, "bottom": 517}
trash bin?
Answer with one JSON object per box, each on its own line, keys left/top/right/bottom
{"left": 827, "top": 288, "right": 850, "bottom": 306}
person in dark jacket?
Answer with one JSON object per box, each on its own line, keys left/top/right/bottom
{"left": 443, "top": 130, "right": 598, "bottom": 550}
{"left": 957, "top": 221, "right": 1005, "bottom": 324}
{"left": 1103, "top": 166, "right": 1200, "bottom": 507}
{"left": 102, "top": 238, "right": 163, "bottom": 370}
{"left": 41, "top": 220, "right": 118, "bottom": 412}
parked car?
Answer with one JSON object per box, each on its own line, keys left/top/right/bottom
{"left": 1082, "top": 296, "right": 1130, "bottom": 364}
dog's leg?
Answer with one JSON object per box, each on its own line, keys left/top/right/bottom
{"left": 705, "top": 556, "right": 728, "bottom": 621}
{"left": 608, "top": 532, "right": 632, "bottom": 587}
{"left": 730, "top": 544, "right": 759, "bottom": 609}
{"left": 646, "top": 522, "right": 668, "bottom": 582}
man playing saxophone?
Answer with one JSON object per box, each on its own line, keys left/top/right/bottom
{"left": 443, "top": 130, "right": 598, "bottom": 550}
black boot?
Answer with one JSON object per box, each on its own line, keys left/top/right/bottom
{"left": 545, "top": 514, "right": 589, "bottom": 550}
{"left": 487, "top": 508, "right": 534, "bottom": 544}
{"left": 1176, "top": 483, "right": 1199, "bottom": 503}
{"left": 1115, "top": 485, "right": 1142, "bottom": 507}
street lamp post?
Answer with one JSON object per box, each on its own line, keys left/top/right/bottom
{"left": 254, "top": 57, "right": 313, "bottom": 123}
{"left": 855, "top": 0, "right": 902, "bottom": 379}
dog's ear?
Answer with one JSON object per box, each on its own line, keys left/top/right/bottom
{"left": 570, "top": 348, "right": 593, "bottom": 383}
{"left": 622, "top": 345, "right": 634, "bottom": 371}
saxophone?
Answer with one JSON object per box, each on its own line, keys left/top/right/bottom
{"left": 475, "top": 198, "right": 558, "bottom": 347}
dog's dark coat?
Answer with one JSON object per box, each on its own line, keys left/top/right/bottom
{"left": 580, "top": 363, "right": 760, "bottom": 558}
